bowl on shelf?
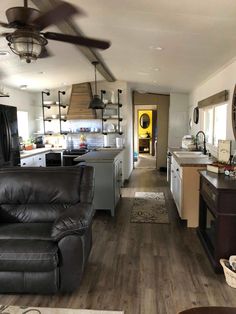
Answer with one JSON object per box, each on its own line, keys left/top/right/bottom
{"left": 51, "top": 114, "right": 58, "bottom": 119}
{"left": 106, "top": 123, "right": 115, "bottom": 133}
{"left": 140, "top": 134, "right": 148, "bottom": 138}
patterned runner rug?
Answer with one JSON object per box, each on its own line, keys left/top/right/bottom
{"left": 0, "top": 306, "right": 123, "bottom": 314}
{"left": 130, "top": 192, "right": 169, "bottom": 224}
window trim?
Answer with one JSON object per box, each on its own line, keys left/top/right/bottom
{"left": 201, "top": 102, "right": 227, "bottom": 149}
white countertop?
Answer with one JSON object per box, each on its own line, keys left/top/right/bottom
{"left": 20, "top": 147, "right": 64, "bottom": 159}
{"left": 74, "top": 149, "right": 123, "bottom": 163}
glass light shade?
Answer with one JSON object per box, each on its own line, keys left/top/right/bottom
{"left": 6, "top": 31, "right": 47, "bottom": 63}
{"left": 13, "top": 36, "right": 42, "bottom": 57}
{"left": 89, "top": 95, "right": 105, "bottom": 109}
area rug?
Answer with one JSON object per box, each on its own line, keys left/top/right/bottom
{"left": 0, "top": 305, "right": 123, "bottom": 314}
{"left": 130, "top": 192, "right": 169, "bottom": 224}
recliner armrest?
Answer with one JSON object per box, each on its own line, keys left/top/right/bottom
{"left": 51, "top": 203, "right": 94, "bottom": 241}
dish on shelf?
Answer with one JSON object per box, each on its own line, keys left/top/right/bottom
{"left": 43, "top": 101, "right": 59, "bottom": 105}
{"left": 51, "top": 114, "right": 58, "bottom": 119}
{"left": 90, "top": 128, "right": 100, "bottom": 133}
{"left": 110, "top": 115, "right": 118, "bottom": 119}
{"left": 106, "top": 123, "right": 115, "bottom": 132}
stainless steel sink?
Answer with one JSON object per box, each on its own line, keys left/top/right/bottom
{"left": 173, "top": 151, "right": 208, "bottom": 158}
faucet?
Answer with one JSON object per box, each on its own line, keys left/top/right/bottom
{"left": 195, "top": 131, "right": 207, "bottom": 155}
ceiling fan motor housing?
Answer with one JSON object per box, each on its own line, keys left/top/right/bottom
{"left": 6, "top": 7, "right": 41, "bottom": 28}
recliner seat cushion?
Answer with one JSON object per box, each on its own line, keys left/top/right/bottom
{"left": 0, "top": 223, "right": 53, "bottom": 240}
{"left": 0, "top": 239, "right": 58, "bottom": 272}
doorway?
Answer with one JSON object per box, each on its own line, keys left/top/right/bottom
{"left": 132, "top": 91, "right": 170, "bottom": 171}
{"left": 134, "top": 106, "right": 157, "bottom": 169}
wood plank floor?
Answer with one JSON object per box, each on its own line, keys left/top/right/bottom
{"left": 0, "top": 168, "right": 235, "bottom": 314}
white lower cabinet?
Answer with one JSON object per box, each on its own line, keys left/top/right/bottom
{"left": 34, "top": 153, "right": 46, "bottom": 167}
{"left": 170, "top": 157, "right": 182, "bottom": 217}
{"left": 21, "top": 156, "right": 35, "bottom": 167}
{"left": 21, "top": 153, "right": 46, "bottom": 167}
{"left": 171, "top": 155, "right": 206, "bottom": 228}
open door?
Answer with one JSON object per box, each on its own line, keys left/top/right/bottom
{"left": 151, "top": 110, "right": 157, "bottom": 157}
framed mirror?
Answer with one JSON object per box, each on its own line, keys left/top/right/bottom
{"left": 232, "top": 85, "right": 236, "bottom": 139}
{"left": 193, "top": 107, "right": 199, "bottom": 124}
{"left": 140, "top": 113, "right": 150, "bottom": 129}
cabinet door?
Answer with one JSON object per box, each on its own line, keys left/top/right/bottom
{"left": 34, "top": 153, "right": 46, "bottom": 167}
{"left": 118, "top": 160, "right": 123, "bottom": 187}
{"left": 21, "top": 156, "right": 35, "bottom": 167}
{"left": 114, "top": 160, "right": 121, "bottom": 206}
{"left": 175, "top": 174, "right": 182, "bottom": 216}
{"left": 170, "top": 164, "right": 175, "bottom": 194}
{"left": 171, "top": 166, "right": 182, "bottom": 217}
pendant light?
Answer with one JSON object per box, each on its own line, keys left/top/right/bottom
{"left": 89, "top": 61, "right": 105, "bottom": 109}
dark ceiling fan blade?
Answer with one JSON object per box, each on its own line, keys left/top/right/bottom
{"left": 38, "top": 47, "right": 53, "bottom": 59}
{"left": 30, "top": 1, "right": 82, "bottom": 31}
{"left": 0, "top": 32, "right": 11, "bottom": 37}
{"left": 43, "top": 32, "right": 111, "bottom": 50}
{"left": 0, "top": 22, "right": 10, "bottom": 28}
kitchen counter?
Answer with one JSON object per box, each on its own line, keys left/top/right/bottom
{"left": 74, "top": 149, "right": 123, "bottom": 163}
{"left": 20, "top": 147, "right": 64, "bottom": 159}
{"left": 168, "top": 147, "right": 214, "bottom": 167}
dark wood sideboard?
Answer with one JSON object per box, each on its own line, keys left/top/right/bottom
{"left": 197, "top": 170, "right": 236, "bottom": 272}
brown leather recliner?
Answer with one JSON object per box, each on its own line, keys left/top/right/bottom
{"left": 0, "top": 165, "right": 94, "bottom": 294}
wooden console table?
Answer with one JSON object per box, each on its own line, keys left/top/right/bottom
{"left": 179, "top": 307, "right": 236, "bottom": 314}
{"left": 139, "top": 137, "right": 151, "bottom": 153}
{"left": 197, "top": 170, "right": 236, "bottom": 272}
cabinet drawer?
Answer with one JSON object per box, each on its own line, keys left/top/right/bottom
{"left": 172, "top": 157, "right": 182, "bottom": 179}
{"left": 201, "top": 178, "right": 217, "bottom": 208}
{"left": 21, "top": 156, "right": 34, "bottom": 167}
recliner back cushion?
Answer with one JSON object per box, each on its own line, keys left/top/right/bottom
{"left": 0, "top": 204, "right": 68, "bottom": 223}
{"left": 0, "top": 167, "right": 82, "bottom": 204}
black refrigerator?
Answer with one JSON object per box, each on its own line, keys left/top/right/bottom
{"left": 0, "top": 104, "right": 20, "bottom": 167}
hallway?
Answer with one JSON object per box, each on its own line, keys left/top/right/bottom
{"left": 134, "top": 153, "right": 157, "bottom": 169}
{"left": 0, "top": 169, "right": 234, "bottom": 314}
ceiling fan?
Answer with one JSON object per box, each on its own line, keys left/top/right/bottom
{"left": 0, "top": 0, "right": 111, "bottom": 63}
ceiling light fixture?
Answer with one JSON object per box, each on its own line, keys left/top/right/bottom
{"left": 137, "top": 71, "right": 149, "bottom": 76}
{"left": 149, "top": 46, "right": 163, "bottom": 51}
{"left": 6, "top": 30, "right": 47, "bottom": 63}
{"left": 88, "top": 61, "right": 105, "bottom": 110}
{"left": 0, "top": 51, "right": 10, "bottom": 56}
{"left": 20, "top": 84, "right": 27, "bottom": 89}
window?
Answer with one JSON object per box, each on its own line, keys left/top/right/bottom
{"left": 17, "top": 111, "right": 29, "bottom": 141}
{"left": 202, "top": 103, "right": 227, "bottom": 147}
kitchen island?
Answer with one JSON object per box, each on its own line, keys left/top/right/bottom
{"left": 75, "top": 149, "right": 124, "bottom": 216}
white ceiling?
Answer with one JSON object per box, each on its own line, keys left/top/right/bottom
{"left": 1, "top": 0, "right": 236, "bottom": 93}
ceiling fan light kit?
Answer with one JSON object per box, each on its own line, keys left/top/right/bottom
{"left": 6, "top": 30, "right": 47, "bottom": 63}
{"left": 89, "top": 61, "right": 105, "bottom": 110}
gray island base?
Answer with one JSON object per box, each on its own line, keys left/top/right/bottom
{"left": 74, "top": 150, "right": 123, "bottom": 216}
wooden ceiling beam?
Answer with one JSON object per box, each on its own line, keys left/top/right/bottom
{"left": 31, "top": 0, "right": 116, "bottom": 82}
